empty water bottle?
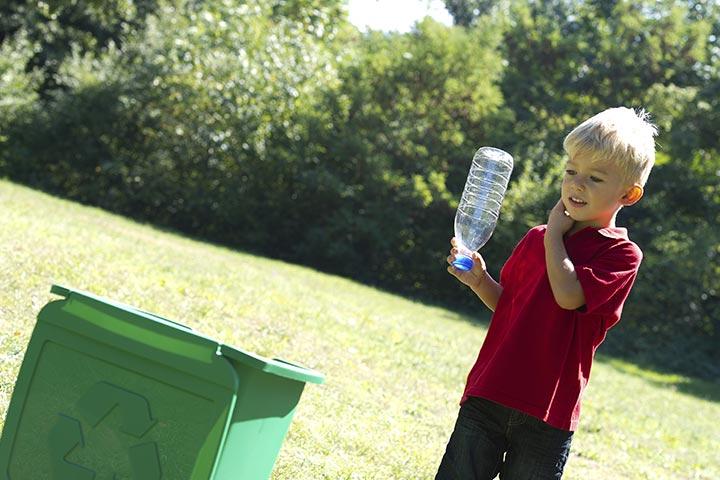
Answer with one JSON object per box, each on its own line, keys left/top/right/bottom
{"left": 452, "top": 147, "right": 514, "bottom": 271}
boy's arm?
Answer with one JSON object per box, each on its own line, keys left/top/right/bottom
{"left": 545, "top": 201, "right": 586, "bottom": 310}
{"left": 544, "top": 232, "right": 586, "bottom": 310}
{"left": 468, "top": 270, "right": 503, "bottom": 312}
{"left": 447, "top": 238, "right": 503, "bottom": 312}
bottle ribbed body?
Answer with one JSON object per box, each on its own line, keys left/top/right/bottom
{"left": 454, "top": 147, "right": 513, "bottom": 253}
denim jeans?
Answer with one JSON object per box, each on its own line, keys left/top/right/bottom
{"left": 435, "top": 397, "right": 573, "bottom": 480}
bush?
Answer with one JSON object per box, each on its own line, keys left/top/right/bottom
{"left": 280, "top": 19, "right": 508, "bottom": 300}
{"left": 0, "top": 33, "right": 41, "bottom": 172}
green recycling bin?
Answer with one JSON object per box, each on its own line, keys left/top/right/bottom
{"left": 0, "top": 285, "right": 324, "bottom": 479}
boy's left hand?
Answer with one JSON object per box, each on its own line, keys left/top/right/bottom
{"left": 547, "top": 199, "right": 574, "bottom": 236}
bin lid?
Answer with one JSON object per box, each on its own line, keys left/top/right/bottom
{"left": 49, "top": 285, "right": 324, "bottom": 385}
{"left": 51, "top": 284, "right": 196, "bottom": 330}
{"left": 219, "top": 345, "right": 325, "bottom": 384}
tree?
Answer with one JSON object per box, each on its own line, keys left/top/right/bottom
{"left": 498, "top": 0, "right": 712, "bottom": 171}
{"left": 0, "top": 0, "right": 160, "bottom": 94}
{"left": 443, "top": 0, "right": 501, "bottom": 26}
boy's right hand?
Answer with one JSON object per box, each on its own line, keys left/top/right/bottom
{"left": 447, "top": 237, "right": 487, "bottom": 289}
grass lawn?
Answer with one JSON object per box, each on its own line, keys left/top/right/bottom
{"left": 1, "top": 179, "right": 718, "bottom": 479}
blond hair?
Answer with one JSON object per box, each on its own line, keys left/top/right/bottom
{"left": 563, "top": 107, "right": 658, "bottom": 187}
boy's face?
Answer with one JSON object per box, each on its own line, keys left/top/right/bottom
{"left": 561, "top": 153, "right": 640, "bottom": 228}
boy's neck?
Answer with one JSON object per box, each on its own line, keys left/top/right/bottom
{"left": 566, "top": 211, "right": 619, "bottom": 237}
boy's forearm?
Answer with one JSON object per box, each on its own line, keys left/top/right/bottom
{"left": 470, "top": 271, "right": 503, "bottom": 312}
{"left": 544, "top": 232, "right": 586, "bottom": 310}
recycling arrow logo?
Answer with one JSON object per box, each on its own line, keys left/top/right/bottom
{"left": 48, "top": 381, "right": 162, "bottom": 479}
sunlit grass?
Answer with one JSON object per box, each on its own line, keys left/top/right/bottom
{"left": 1, "top": 179, "right": 717, "bottom": 479}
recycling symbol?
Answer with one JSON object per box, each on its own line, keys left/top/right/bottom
{"left": 48, "top": 381, "right": 162, "bottom": 479}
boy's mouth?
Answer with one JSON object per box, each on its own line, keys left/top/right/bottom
{"left": 568, "top": 196, "right": 587, "bottom": 207}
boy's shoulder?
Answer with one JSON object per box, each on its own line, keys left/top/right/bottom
{"left": 522, "top": 224, "right": 548, "bottom": 240}
{"left": 526, "top": 224, "right": 642, "bottom": 262}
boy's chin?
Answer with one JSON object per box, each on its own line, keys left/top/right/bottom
{"left": 567, "top": 212, "right": 596, "bottom": 224}
{"left": 566, "top": 211, "right": 581, "bottom": 221}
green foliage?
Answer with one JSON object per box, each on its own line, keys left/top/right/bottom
{"left": 2, "top": 0, "right": 346, "bottom": 228}
{"left": 0, "top": 0, "right": 160, "bottom": 94}
{"left": 492, "top": 0, "right": 713, "bottom": 172}
{"left": 286, "top": 19, "right": 507, "bottom": 297}
{"left": 444, "top": 0, "right": 502, "bottom": 26}
{"left": 0, "top": 32, "right": 41, "bottom": 170}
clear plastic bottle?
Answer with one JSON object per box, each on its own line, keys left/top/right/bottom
{"left": 452, "top": 147, "right": 514, "bottom": 271}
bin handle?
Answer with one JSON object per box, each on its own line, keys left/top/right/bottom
{"left": 51, "top": 285, "right": 193, "bottom": 331}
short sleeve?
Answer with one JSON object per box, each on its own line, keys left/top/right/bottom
{"left": 499, "top": 226, "right": 540, "bottom": 287}
{"left": 575, "top": 241, "right": 642, "bottom": 319}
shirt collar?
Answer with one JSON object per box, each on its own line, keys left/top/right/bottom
{"left": 596, "top": 226, "right": 628, "bottom": 240}
{"left": 561, "top": 225, "right": 629, "bottom": 240}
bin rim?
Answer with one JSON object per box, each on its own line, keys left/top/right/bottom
{"left": 219, "top": 345, "right": 325, "bottom": 385}
{"left": 50, "top": 284, "right": 325, "bottom": 385}
{"left": 50, "top": 284, "right": 195, "bottom": 331}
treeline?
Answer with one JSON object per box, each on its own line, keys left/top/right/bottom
{"left": 0, "top": 0, "right": 717, "bottom": 378}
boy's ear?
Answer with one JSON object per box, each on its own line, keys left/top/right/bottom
{"left": 621, "top": 184, "right": 644, "bottom": 206}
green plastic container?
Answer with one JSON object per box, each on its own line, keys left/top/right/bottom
{"left": 0, "top": 285, "right": 324, "bottom": 479}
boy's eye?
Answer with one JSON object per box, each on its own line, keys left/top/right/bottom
{"left": 565, "top": 169, "right": 576, "bottom": 175}
{"left": 590, "top": 176, "right": 604, "bottom": 183}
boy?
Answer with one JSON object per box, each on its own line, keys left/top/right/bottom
{"left": 436, "top": 107, "right": 658, "bottom": 479}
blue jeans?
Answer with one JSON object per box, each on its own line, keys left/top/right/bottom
{"left": 435, "top": 397, "right": 573, "bottom": 480}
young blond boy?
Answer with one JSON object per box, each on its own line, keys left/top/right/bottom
{"left": 436, "top": 107, "right": 657, "bottom": 479}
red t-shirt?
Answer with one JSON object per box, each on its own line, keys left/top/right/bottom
{"left": 461, "top": 225, "right": 642, "bottom": 431}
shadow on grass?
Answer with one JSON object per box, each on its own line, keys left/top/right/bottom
{"left": 596, "top": 353, "right": 720, "bottom": 403}
{"left": 430, "top": 298, "right": 720, "bottom": 404}
{"left": 598, "top": 330, "right": 720, "bottom": 402}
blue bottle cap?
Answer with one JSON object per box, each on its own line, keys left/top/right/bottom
{"left": 452, "top": 254, "right": 474, "bottom": 272}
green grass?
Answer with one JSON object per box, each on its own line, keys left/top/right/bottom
{"left": 1, "top": 179, "right": 718, "bottom": 479}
